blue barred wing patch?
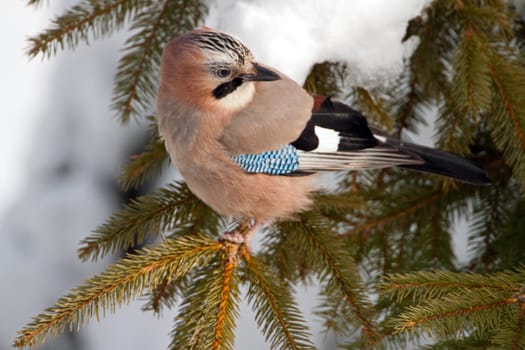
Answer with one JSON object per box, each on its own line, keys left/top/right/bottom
{"left": 231, "top": 144, "right": 299, "bottom": 175}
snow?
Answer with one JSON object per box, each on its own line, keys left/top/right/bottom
{"left": 1, "top": 1, "right": 433, "bottom": 349}
{"left": 207, "top": 0, "right": 429, "bottom": 84}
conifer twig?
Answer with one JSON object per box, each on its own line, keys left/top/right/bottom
{"left": 14, "top": 235, "right": 221, "bottom": 348}
{"left": 397, "top": 295, "right": 516, "bottom": 332}
{"left": 353, "top": 86, "right": 393, "bottom": 131}
{"left": 513, "top": 303, "right": 525, "bottom": 350}
{"left": 343, "top": 191, "right": 442, "bottom": 237}
{"left": 113, "top": 0, "right": 173, "bottom": 123}
{"left": 120, "top": 134, "right": 168, "bottom": 190}
{"left": 380, "top": 268, "right": 525, "bottom": 344}
{"left": 241, "top": 246, "right": 315, "bottom": 350}
{"left": 78, "top": 182, "right": 214, "bottom": 262}
{"left": 27, "top": 0, "right": 144, "bottom": 58}
{"left": 111, "top": 0, "right": 206, "bottom": 122}
{"left": 296, "top": 216, "right": 380, "bottom": 343}
{"left": 489, "top": 64, "right": 525, "bottom": 151}
{"left": 213, "top": 243, "right": 240, "bottom": 350}
{"left": 169, "top": 242, "right": 240, "bottom": 350}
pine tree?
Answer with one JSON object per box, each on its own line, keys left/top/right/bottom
{"left": 14, "top": 1, "right": 525, "bottom": 349}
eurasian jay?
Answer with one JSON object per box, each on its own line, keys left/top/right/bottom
{"left": 156, "top": 28, "right": 489, "bottom": 243}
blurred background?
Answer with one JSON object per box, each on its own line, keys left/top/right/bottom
{"left": 0, "top": 1, "right": 468, "bottom": 349}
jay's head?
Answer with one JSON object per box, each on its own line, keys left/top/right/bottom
{"left": 159, "top": 28, "right": 281, "bottom": 113}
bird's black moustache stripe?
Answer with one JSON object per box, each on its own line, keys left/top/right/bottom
{"left": 212, "top": 77, "right": 243, "bottom": 99}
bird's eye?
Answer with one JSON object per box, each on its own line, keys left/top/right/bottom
{"left": 216, "top": 68, "right": 231, "bottom": 78}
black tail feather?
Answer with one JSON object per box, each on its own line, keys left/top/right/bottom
{"left": 389, "top": 139, "right": 490, "bottom": 185}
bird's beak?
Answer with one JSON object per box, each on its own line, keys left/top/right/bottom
{"left": 241, "top": 63, "right": 281, "bottom": 81}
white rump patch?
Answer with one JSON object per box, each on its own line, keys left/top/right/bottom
{"left": 314, "top": 126, "right": 340, "bottom": 152}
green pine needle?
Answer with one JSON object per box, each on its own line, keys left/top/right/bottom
{"left": 380, "top": 268, "right": 525, "bottom": 343}
{"left": 303, "top": 61, "right": 347, "bottom": 96}
{"left": 14, "top": 234, "right": 221, "bottom": 349}
{"left": 283, "top": 215, "right": 380, "bottom": 343}
{"left": 120, "top": 132, "right": 168, "bottom": 190}
{"left": 78, "top": 182, "right": 217, "bottom": 262}
{"left": 27, "top": 0, "right": 144, "bottom": 58}
{"left": 111, "top": 0, "right": 207, "bottom": 123}
{"left": 488, "top": 53, "right": 525, "bottom": 187}
{"left": 169, "top": 243, "right": 240, "bottom": 350}
{"left": 241, "top": 247, "right": 316, "bottom": 349}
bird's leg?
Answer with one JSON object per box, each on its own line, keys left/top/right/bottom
{"left": 220, "top": 219, "right": 260, "bottom": 245}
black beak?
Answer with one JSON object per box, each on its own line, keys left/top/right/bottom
{"left": 241, "top": 63, "right": 281, "bottom": 81}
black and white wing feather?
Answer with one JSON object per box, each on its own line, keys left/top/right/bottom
{"left": 230, "top": 96, "right": 489, "bottom": 185}
{"left": 292, "top": 97, "right": 423, "bottom": 171}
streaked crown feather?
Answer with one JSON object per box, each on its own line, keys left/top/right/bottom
{"left": 187, "top": 30, "right": 254, "bottom": 65}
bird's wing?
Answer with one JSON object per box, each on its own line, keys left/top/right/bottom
{"left": 229, "top": 96, "right": 490, "bottom": 185}
{"left": 292, "top": 96, "right": 423, "bottom": 171}
{"left": 229, "top": 96, "right": 424, "bottom": 176}
{"left": 304, "top": 96, "right": 489, "bottom": 184}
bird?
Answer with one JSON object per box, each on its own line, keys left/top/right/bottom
{"left": 156, "top": 28, "right": 490, "bottom": 244}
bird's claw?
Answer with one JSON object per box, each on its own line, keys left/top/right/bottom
{"left": 219, "top": 219, "right": 259, "bottom": 245}
{"left": 219, "top": 229, "right": 247, "bottom": 244}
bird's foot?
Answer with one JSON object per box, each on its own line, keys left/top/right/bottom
{"left": 219, "top": 219, "right": 259, "bottom": 245}
{"left": 219, "top": 230, "right": 247, "bottom": 244}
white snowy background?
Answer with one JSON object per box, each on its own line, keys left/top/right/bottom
{"left": 0, "top": 1, "right": 450, "bottom": 349}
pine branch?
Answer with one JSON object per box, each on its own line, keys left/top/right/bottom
{"left": 380, "top": 269, "right": 522, "bottom": 304}
{"left": 27, "top": 0, "right": 147, "bottom": 58}
{"left": 489, "top": 302, "right": 525, "bottom": 350}
{"left": 395, "top": 290, "right": 516, "bottom": 337}
{"left": 468, "top": 181, "right": 517, "bottom": 269}
{"left": 347, "top": 188, "right": 443, "bottom": 236}
{"left": 78, "top": 182, "right": 217, "bottom": 262}
{"left": 488, "top": 199, "right": 525, "bottom": 270}
{"left": 404, "top": 217, "right": 455, "bottom": 272}
{"left": 455, "top": 29, "right": 492, "bottom": 117}
{"left": 455, "top": 2, "right": 512, "bottom": 39}
{"left": 142, "top": 273, "right": 177, "bottom": 314}
{"left": 350, "top": 86, "right": 393, "bottom": 131}
{"left": 314, "top": 192, "right": 366, "bottom": 231}
{"left": 405, "top": 1, "right": 453, "bottom": 100}
{"left": 213, "top": 244, "right": 239, "bottom": 350}
{"left": 284, "top": 215, "right": 380, "bottom": 344}
{"left": 513, "top": 303, "right": 525, "bottom": 350}
{"left": 379, "top": 268, "right": 525, "bottom": 344}
{"left": 418, "top": 337, "right": 492, "bottom": 349}
{"left": 303, "top": 61, "right": 347, "bottom": 96}
{"left": 436, "top": 29, "right": 491, "bottom": 155}
{"left": 14, "top": 234, "right": 221, "bottom": 349}
{"left": 111, "top": 0, "right": 206, "bottom": 122}
{"left": 120, "top": 130, "right": 168, "bottom": 191}
{"left": 141, "top": 267, "right": 190, "bottom": 315}
{"left": 386, "top": 70, "right": 427, "bottom": 139}
{"left": 241, "top": 247, "right": 315, "bottom": 349}
{"left": 488, "top": 53, "right": 525, "bottom": 186}
{"left": 169, "top": 243, "right": 240, "bottom": 350}
{"left": 258, "top": 226, "right": 313, "bottom": 284}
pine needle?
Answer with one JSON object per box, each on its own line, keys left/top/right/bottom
{"left": 14, "top": 234, "right": 221, "bottom": 349}
{"left": 119, "top": 131, "right": 168, "bottom": 190}
{"left": 169, "top": 243, "right": 240, "bottom": 350}
{"left": 27, "top": 0, "right": 144, "bottom": 58}
{"left": 78, "top": 182, "right": 217, "bottom": 262}
{"left": 283, "top": 215, "right": 380, "bottom": 344}
{"left": 111, "top": 0, "right": 206, "bottom": 122}
{"left": 241, "top": 247, "right": 316, "bottom": 349}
